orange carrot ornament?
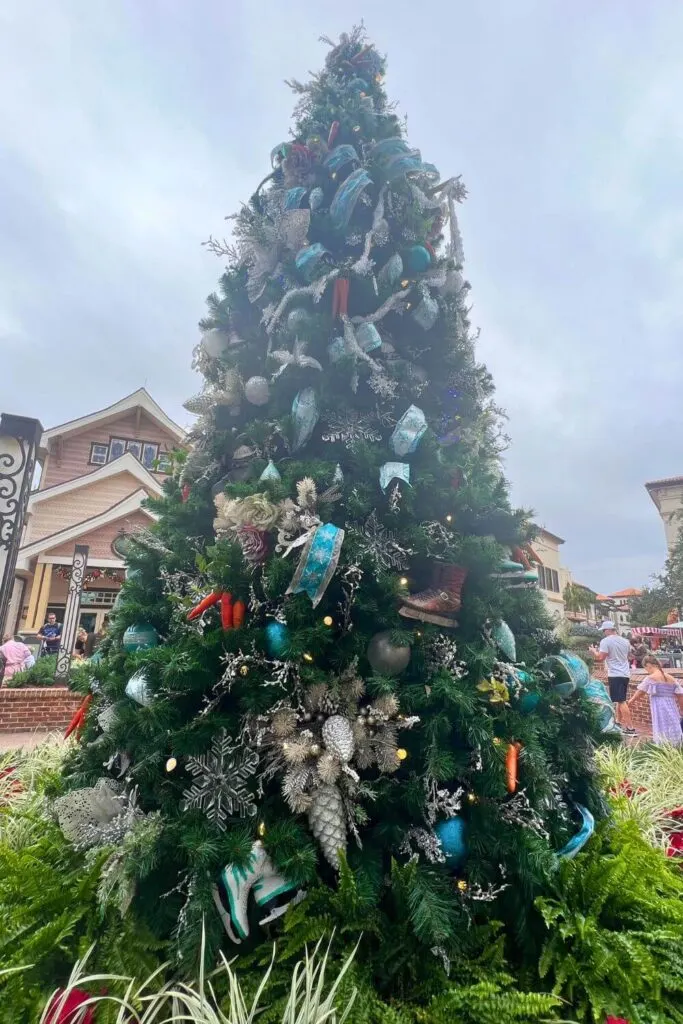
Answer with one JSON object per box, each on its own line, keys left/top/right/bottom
{"left": 232, "top": 599, "right": 246, "bottom": 629}
{"left": 65, "top": 694, "right": 92, "bottom": 740}
{"left": 187, "top": 591, "right": 222, "bottom": 621}
{"left": 506, "top": 741, "right": 522, "bottom": 793}
{"left": 220, "top": 592, "right": 234, "bottom": 630}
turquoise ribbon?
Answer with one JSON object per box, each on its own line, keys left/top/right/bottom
{"left": 286, "top": 523, "right": 345, "bottom": 608}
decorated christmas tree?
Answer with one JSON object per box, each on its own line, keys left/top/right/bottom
{"left": 63, "top": 27, "right": 608, "bottom": 989}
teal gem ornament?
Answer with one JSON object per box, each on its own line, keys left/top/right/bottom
{"left": 404, "top": 245, "right": 432, "bottom": 273}
{"left": 493, "top": 621, "right": 516, "bottom": 661}
{"left": 520, "top": 691, "right": 541, "bottom": 714}
{"left": 122, "top": 623, "right": 158, "bottom": 652}
{"left": 390, "top": 405, "right": 428, "bottom": 457}
{"left": 557, "top": 804, "right": 595, "bottom": 860}
{"left": 356, "top": 323, "right": 382, "bottom": 353}
{"left": 291, "top": 388, "right": 319, "bottom": 452}
{"left": 125, "top": 670, "right": 152, "bottom": 706}
{"left": 379, "top": 462, "right": 410, "bottom": 492}
{"left": 259, "top": 460, "right": 281, "bottom": 483}
{"left": 435, "top": 816, "right": 468, "bottom": 867}
{"left": 378, "top": 253, "right": 403, "bottom": 289}
{"left": 265, "top": 621, "right": 289, "bottom": 658}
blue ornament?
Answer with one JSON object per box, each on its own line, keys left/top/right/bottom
{"left": 557, "top": 804, "right": 594, "bottom": 860}
{"left": 584, "top": 678, "right": 618, "bottom": 733}
{"left": 378, "top": 253, "right": 403, "bottom": 289}
{"left": 309, "top": 187, "right": 324, "bottom": 212}
{"left": 122, "top": 623, "right": 158, "bottom": 652}
{"left": 286, "top": 523, "right": 345, "bottom": 608}
{"left": 559, "top": 651, "right": 590, "bottom": 689}
{"left": 284, "top": 186, "right": 307, "bottom": 210}
{"left": 356, "top": 322, "right": 382, "bottom": 353}
{"left": 125, "top": 670, "right": 152, "bottom": 706}
{"left": 324, "top": 144, "right": 359, "bottom": 175}
{"left": 259, "top": 460, "right": 281, "bottom": 483}
{"left": 390, "top": 405, "right": 428, "bottom": 457}
{"left": 493, "top": 621, "right": 516, "bottom": 662}
{"left": 520, "top": 692, "right": 541, "bottom": 714}
{"left": 291, "top": 388, "right": 319, "bottom": 452}
{"left": 330, "top": 167, "right": 373, "bottom": 231}
{"left": 295, "top": 242, "right": 331, "bottom": 282}
{"left": 435, "top": 816, "right": 468, "bottom": 867}
{"left": 404, "top": 245, "right": 432, "bottom": 273}
{"left": 265, "top": 621, "right": 289, "bottom": 658}
{"left": 379, "top": 462, "right": 410, "bottom": 491}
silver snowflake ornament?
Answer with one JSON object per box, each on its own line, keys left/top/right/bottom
{"left": 182, "top": 731, "right": 259, "bottom": 828}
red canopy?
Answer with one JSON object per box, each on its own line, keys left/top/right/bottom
{"left": 631, "top": 627, "right": 682, "bottom": 638}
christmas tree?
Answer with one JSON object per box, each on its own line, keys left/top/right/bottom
{"left": 65, "top": 27, "right": 607, "bottom": 988}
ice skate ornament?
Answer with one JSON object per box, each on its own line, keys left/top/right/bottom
{"left": 213, "top": 840, "right": 301, "bottom": 943}
{"left": 400, "top": 562, "right": 468, "bottom": 628}
{"left": 490, "top": 556, "right": 539, "bottom": 589}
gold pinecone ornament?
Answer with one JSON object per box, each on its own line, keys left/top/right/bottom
{"left": 308, "top": 783, "right": 346, "bottom": 869}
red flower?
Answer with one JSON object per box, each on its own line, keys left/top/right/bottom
{"left": 666, "top": 832, "right": 683, "bottom": 857}
{"left": 45, "top": 988, "right": 95, "bottom": 1024}
{"left": 605, "top": 1017, "right": 630, "bottom": 1024}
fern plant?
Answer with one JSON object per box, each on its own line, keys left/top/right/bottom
{"left": 535, "top": 819, "right": 683, "bottom": 1022}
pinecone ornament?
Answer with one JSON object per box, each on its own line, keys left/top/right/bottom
{"left": 308, "top": 783, "right": 346, "bottom": 870}
{"left": 322, "top": 715, "right": 355, "bottom": 763}
{"left": 319, "top": 691, "right": 341, "bottom": 715}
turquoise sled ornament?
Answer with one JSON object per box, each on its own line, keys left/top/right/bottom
{"left": 556, "top": 804, "right": 595, "bottom": 860}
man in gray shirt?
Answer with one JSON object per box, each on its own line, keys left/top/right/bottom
{"left": 590, "top": 621, "right": 636, "bottom": 734}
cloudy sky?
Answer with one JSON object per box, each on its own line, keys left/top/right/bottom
{"left": 1, "top": 1, "right": 681, "bottom": 593}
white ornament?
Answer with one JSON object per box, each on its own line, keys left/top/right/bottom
{"left": 308, "top": 783, "right": 346, "bottom": 870}
{"left": 201, "top": 329, "right": 229, "bottom": 359}
{"left": 244, "top": 376, "right": 270, "bottom": 406}
{"left": 322, "top": 715, "right": 355, "bottom": 763}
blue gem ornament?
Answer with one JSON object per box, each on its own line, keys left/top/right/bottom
{"left": 435, "top": 816, "right": 468, "bottom": 867}
{"left": 265, "top": 621, "right": 289, "bottom": 658}
{"left": 291, "top": 388, "right": 319, "bottom": 452}
{"left": 122, "top": 623, "right": 158, "bottom": 652}
{"left": 259, "top": 460, "right": 281, "bottom": 483}
{"left": 390, "top": 405, "right": 428, "bottom": 457}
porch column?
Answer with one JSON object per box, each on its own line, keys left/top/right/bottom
{"left": 55, "top": 545, "right": 89, "bottom": 682}
{"left": 25, "top": 562, "right": 53, "bottom": 632}
{"left": 0, "top": 414, "right": 43, "bottom": 636}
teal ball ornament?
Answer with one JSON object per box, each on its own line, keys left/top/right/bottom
{"left": 520, "top": 692, "right": 541, "bottom": 714}
{"left": 265, "top": 621, "right": 289, "bottom": 658}
{"left": 366, "top": 630, "right": 411, "bottom": 676}
{"left": 435, "top": 816, "right": 468, "bottom": 867}
{"left": 404, "top": 245, "right": 432, "bottom": 273}
{"left": 122, "top": 623, "right": 158, "bottom": 652}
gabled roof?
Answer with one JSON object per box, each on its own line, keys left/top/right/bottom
{"left": 41, "top": 388, "right": 185, "bottom": 447}
{"left": 18, "top": 488, "right": 157, "bottom": 564}
{"left": 607, "top": 588, "right": 642, "bottom": 599}
{"left": 29, "top": 451, "right": 164, "bottom": 507}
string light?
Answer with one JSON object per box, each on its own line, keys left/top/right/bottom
{"left": 239, "top": 664, "right": 249, "bottom": 676}
{"left": 445, "top": 514, "right": 453, "bottom": 523}
{"left": 456, "top": 879, "right": 468, "bottom": 892}
{"left": 400, "top": 279, "right": 410, "bottom": 288}
{"left": 303, "top": 652, "right": 314, "bottom": 663}
{"left": 396, "top": 748, "right": 408, "bottom": 761}
{"left": 399, "top": 577, "right": 409, "bottom": 586}
{"left": 466, "top": 792, "right": 478, "bottom": 804}
{"left": 257, "top": 821, "right": 266, "bottom": 837}
{"left": 323, "top": 615, "right": 334, "bottom": 627}
{"left": 165, "top": 757, "right": 177, "bottom": 772}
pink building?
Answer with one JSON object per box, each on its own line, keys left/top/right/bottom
{"left": 7, "top": 389, "right": 184, "bottom": 637}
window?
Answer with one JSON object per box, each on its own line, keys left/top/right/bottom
{"left": 537, "top": 565, "right": 546, "bottom": 589}
{"left": 109, "top": 438, "right": 126, "bottom": 460}
{"left": 126, "top": 440, "right": 142, "bottom": 460}
{"left": 81, "top": 590, "right": 118, "bottom": 608}
{"left": 141, "top": 442, "right": 159, "bottom": 470}
{"left": 157, "top": 451, "right": 171, "bottom": 473}
{"left": 89, "top": 443, "right": 109, "bottom": 466}
{"left": 550, "top": 569, "right": 560, "bottom": 593}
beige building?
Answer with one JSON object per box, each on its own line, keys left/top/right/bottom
{"left": 645, "top": 476, "right": 683, "bottom": 553}
{"left": 531, "top": 528, "right": 566, "bottom": 621}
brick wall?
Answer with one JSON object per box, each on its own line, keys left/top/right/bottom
{"left": 0, "top": 687, "right": 82, "bottom": 731}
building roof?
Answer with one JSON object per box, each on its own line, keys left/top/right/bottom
{"left": 607, "top": 588, "right": 642, "bottom": 599}
{"left": 29, "top": 452, "right": 164, "bottom": 506}
{"left": 41, "top": 388, "right": 185, "bottom": 448}
{"left": 645, "top": 476, "right": 683, "bottom": 490}
{"left": 535, "top": 526, "right": 565, "bottom": 545}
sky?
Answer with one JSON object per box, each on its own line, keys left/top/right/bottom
{"left": 1, "top": 0, "right": 682, "bottom": 593}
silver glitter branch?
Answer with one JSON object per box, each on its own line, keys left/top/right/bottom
{"left": 352, "top": 184, "right": 387, "bottom": 277}
{"left": 262, "top": 269, "right": 339, "bottom": 336}
{"left": 351, "top": 287, "right": 412, "bottom": 326}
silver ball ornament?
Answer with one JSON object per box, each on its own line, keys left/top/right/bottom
{"left": 244, "top": 376, "right": 270, "bottom": 406}
{"left": 200, "top": 328, "right": 229, "bottom": 359}
{"left": 366, "top": 630, "right": 411, "bottom": 676}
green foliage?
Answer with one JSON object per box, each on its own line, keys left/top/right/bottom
{"left": 629, "top": 586, "right": 673, "bottom": 628}
{"left": 535, "top": 819, "right": 683, "bottom": 1022}
{"left": 6, "top": 653, "right": 93, "bottom": 691}
{"left": 597, "top": 741, "right": 683, "bottom": 852}
{"left": 563, "top": 583, "right": 596, "bottom": 615}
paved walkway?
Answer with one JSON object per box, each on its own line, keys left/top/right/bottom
{"left": 0, "top": 730, "right": 55, "bottom": 753}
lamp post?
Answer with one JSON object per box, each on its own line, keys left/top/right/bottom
{"left": 0, "top": 414, "right": 43, "bottom": 637}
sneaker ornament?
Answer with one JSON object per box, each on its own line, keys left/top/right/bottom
{"left": 212, "top": 840, "right": 303, "bottom": 943}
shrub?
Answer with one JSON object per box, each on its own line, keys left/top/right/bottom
{"left": 6, "top": 654, "right": 92, "bottom": 691}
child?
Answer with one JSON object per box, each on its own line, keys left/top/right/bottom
{"left": 628, "top": 655, "right": 683, "bottom": 746}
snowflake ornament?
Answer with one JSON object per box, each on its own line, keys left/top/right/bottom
{"left": 182, "top": 731, "right": 259, "bottom": 828}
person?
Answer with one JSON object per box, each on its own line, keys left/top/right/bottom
{"left": 85, "top": 614, "right": 109, "bottom": 658}
{"left": 628, "top": 655, "right": 683, "bottom": 746}
{"left": 589, "top": 620, "right": 636, "bottom": 734}
{"left": 37, "top": 612, "right": 62, "bottom": 657}
{"left": 74, "top": 627, "right": 89, "bottom": 659}
{"left": 0, "top": 633, "right": 34, "bottom": 682}
{"left": 632, "top": 638, "right": 650, "bottom": 668}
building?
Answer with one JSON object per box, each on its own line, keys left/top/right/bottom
{"left": 531, "top": 528, "right": 566, "bottom": 621}
{"left": 594, "top": 588, "right": 642, "bottom": 633}
{"left": 5, "top": 389, "right": 184, "bottom": 638}
{"left": 645, "top": 477, "right": 683, "bottom": 553}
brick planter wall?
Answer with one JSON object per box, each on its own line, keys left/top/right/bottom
{"left": 0, "top": 687, "right": 82, "bottom": 731}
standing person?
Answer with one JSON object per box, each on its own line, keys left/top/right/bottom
{"left": 74, "top": 627, "right": 88, "bottom": 659}
{"left": 632, "top": 638, "right": 649, "bottom": 668}
{"left": 628, "top": 655, "right": 683, "bottom": 746}
{"left": 589, "top": 621, "right": 636, "bottom": 734}
{"left": 0, "top": 633, "right": 34, "bottom": 682}
{"left": 37, "top": 612, "right": 62, "bottom": 657}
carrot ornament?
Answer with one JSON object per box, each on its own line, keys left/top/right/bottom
{"left": 187, "top": 591, "right": 222, "bottom": 621}
{"left": 232, "top": 599, "right": 246, "bottom": 629}
{"left": 506, "top": 742, "right": 522, "bottom": 794}
{"left": 220, "top": 593, "right": 234, "bottom": 630}
{"left": 65, "top": 694, "right": 92, "bottom": 740}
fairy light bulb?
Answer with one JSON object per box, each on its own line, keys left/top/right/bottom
{"left": 258, "top": 821, "right": 266, "bottom": 837}
{"left": 445, "top": 514, "right": 453, "bottom": 523}
{"left": 399, "top": 577, "right": 409, "bottom": 587}
{"left": 165, "top": 757, "right": 177, "bottom": 772}
{"left": 323, "top": 615, "right": 334, "bottom": 627}
{"left": 396, "top": 748, "right": 408, "bottom": 761}
{"left": 401, "top": 279, "right": 410, "bottom": 289}
{"left": 303, "top": 652, "right": 314, "bottom": 663}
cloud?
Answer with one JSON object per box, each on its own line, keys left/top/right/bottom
{"left": 0, "top": 0, "right": 681, "bottom": 592}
